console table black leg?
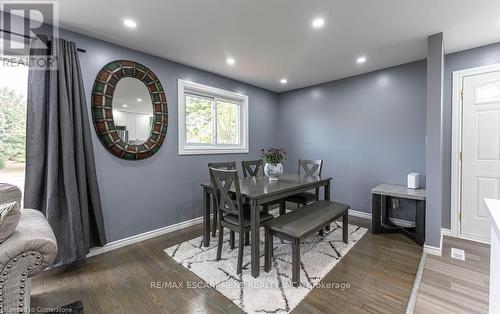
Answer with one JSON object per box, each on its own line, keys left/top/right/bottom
{"left": 372, "top": 194, "right": 382, "bottom": 234}
{"left": 416, "top": 200, "right": 426, "bottom": 245}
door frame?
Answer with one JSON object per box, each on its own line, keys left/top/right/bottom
{"left": 451, "top": 62, "right": 500, "bottom": 244}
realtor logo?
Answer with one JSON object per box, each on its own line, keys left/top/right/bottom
{"left": 1, "top": 1, "right": 58, "bottom": 68}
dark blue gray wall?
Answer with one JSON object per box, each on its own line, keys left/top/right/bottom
{"left": 54, "top": 29, "right": 279, "bottom": 242}
{"left": 30, "top": 14, "right": 500, "bottom": 242}
{"left": 426, "top": 33, "right": 444, "bottom": 247}
{"left": 442, "top": 42, "right": 500, "bottom": 228}
{"left": 276, "top": 61, "right": 427, "bottom": 214}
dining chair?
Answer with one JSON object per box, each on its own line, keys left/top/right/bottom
{"left": 207, "top": 162, "right": 237, "bottom": 237}
{"left": 285, "top": 159, "right": 324, "bottom": 207}
{"left": 241, "top": 159, "right": 265, "bottom": 244}
{"left": 209, "top": 167, "right": 273, "bottom": 274}
{"left": 241, "top": 159, "right": 263, "bottom": 177}
{"left": 241, "top": 159, "right": 285, "bottom": 217}
{"left": 208, "top": 161, "right": 237, "bottom": 170}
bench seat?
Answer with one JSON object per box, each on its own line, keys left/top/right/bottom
{"left": 264, "top": 200, "right": 350, "bottom": 287}
{"left": 266, "top": 200, "right": 349, "bottom": 239}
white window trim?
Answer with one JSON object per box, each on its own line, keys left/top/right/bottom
{"left": 178, "top": 79, "right": 249, "bottom": 155}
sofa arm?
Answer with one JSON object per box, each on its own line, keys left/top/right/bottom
{"left": 0, "top": 209, "right": 57, "bottom": 312}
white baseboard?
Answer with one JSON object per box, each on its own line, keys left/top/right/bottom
{"left": 348, "top": 209, "right": 372, "bottom": 220}
{"left": 423, "top": 244, "right": 441, "bottom": 256}
{"left": 441, "top": 228, "right": 452, "bottom": 237}
{"left": 423, "top": 228, "right": 452, "bottom": 257}
{"left": 88, "top": 216, "right": 204, "bottom": 258}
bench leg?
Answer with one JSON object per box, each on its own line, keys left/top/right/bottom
{"left": 292, "top": 239, "right": 300, "bottom": 287}
{"left": 343, "top": 213, "right": 349, "bottom": 243}
{"left": 265, "top": 229, "right": 273, "bottom": 272}
{"left": 230, "top": 231, "right": 235, "bottom": 249}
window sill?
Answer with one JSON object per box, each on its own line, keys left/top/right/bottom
{"left": 178, "top": 146, "right": 249, "bottom": 155}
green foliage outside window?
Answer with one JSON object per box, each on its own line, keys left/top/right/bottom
{"left": 185, "top": 95, "right": 239, "bottom": 145}
{"left": 185, "top": 95, "right": 213, "bottom": 144}
{"left": 216, "top": 100, "right": 238, "bottom": 144}
{"left": 0, "top": 87, "right": 26, "bottom": 168}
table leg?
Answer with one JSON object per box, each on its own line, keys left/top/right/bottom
{"left": 324, "top": 181, "right": 331, "bottom": 231}
{"left": 324, "top": 181, "right": 331, "bottom": 201}
{"left": 279, "top": 200, "right": 286, "bottom": 215}
{"left": 251, "top": 199, "right": 260, "bottom": 278}
{"left": 203, "top": 188, "right": 211, "bottom": 247}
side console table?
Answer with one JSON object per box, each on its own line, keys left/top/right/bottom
{"left": 371, "top": 184, "right": 426, "bottom": 245}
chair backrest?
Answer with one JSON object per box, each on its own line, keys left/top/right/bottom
{"left": 298, "top": 159, "right": 323, "bottom": 176}
{"left": 241, "top": 159, "right": 263, "bottom": 177}
{"left": 208, "top": 161, "right": 237, "bottom": 170}
{"left": 209, "top": 167, "right": 244, "bottom": 221}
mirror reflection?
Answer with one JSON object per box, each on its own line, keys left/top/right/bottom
{"left": 112, "top": 77, "right": 153, "bottom": 145}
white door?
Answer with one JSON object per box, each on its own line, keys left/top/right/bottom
{"left": 461, "top": 70, "right": 500, "bottom": 243}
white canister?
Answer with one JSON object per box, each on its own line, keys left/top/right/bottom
{"left": 407, "top": 173, "right": 420, "bottom": 189}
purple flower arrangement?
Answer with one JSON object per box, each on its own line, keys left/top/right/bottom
{"left": 261, "top": 147, "right": 287, "bottom": 164}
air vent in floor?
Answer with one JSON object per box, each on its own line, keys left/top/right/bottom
{"left": 451, "top": 248, "right": 465, "bottom": 261}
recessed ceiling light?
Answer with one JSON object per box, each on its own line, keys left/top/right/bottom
{"left": 122, "top": 104, "right": 128, "bottom": 108}
{"left": 137, "top": 98, "right": 142, "bottom": 102}
{"left": 226, "top": 57, "right": 235, "bottom": 66}
{"left": 123, "top": 19, "right": 137, "bottom": 29}
{"left": 280, "top": 78, "right": 288, "bottom": 84}
{"left": 312, "top": 17, "right": 325, "bottom": 29}
{"left": 356, "top": 56, "right": 367, "bottom": 64}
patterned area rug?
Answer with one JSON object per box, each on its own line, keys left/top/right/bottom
{"left": 164, "top": 215, "right": 367, "bottom": 314}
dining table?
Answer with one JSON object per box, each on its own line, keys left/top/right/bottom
{"left": 201, "top": 173, "right": 332, "bottom": 278}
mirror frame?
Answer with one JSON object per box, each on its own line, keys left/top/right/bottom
{"left": 91, "top": 60, "right": 168, "bottom": 160}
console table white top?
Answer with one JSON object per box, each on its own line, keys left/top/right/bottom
{"left": 371, "top": 184, "right": 426, "bottom": 201}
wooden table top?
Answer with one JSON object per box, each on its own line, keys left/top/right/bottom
{"left": 201, "top": 174, "right": 331, "bottom": 199}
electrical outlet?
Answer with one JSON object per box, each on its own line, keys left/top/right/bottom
{"left": 451, "top": 248, "right": 465, "bottom": 261}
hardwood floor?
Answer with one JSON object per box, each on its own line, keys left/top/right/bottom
{"left": 414, "top": 236, "right": 490, "bottom": 313}
{"left": 31, "top": 216, "right": 422, "bottom": 313}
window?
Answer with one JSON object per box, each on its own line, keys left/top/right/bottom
{"left": 0, "top": 61, "right": 28, "bottom": 195}
{"left": 178, "top": 79, "right": 248, "bottom": 155}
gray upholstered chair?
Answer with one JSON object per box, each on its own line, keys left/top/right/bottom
{"left": 0, "top": 183, "right": 57, "bottom": 313}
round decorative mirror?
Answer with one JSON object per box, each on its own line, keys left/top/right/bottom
{"left": 91, "top": 60, "right": 168, "bottom": 160}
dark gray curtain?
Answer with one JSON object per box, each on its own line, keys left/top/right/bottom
{"left": 24, "top": 36, "right": 106, "bottom": 266}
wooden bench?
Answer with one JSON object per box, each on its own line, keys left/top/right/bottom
{"left": 264, "top": 200, "right": 350, "bottom": 287}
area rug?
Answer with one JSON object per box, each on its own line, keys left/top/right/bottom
{"left": 164, "top": 215, "right": 366, "bottom": 314}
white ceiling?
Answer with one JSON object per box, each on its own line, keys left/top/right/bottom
{"left": 57, "top": 0, "right": 500, "bottom": 92}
